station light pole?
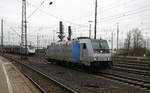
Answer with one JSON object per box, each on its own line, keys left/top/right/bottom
{"left": 88, "top": 21, "right": 93, "bottom": 38}
{"left": 53, "top": 30, "right": 55, "bottom": 42}
{"left": 111, "top": 32, "right": 114, "bottom": 52}
{"left": 94, "top": 0, "right": 97, "bottom": 39}
{"left": 116, "top": 23, "right": 119, "bottom": 61}
{"left": 37, "top": 34, "right": 39, "bottom": 50}
{"left": 117, "top": 23, "right": 119, "bottom": 52}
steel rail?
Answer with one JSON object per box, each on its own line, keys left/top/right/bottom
{"left": 115, "top": 64, "right": 150, "bottom": 71}
{"left": 23, "top": 72, "right": 48, "bottom": 93}
{"left": 4, "top": 55, "right": 78, "bottom": 93}
{"left": 116, "top": 61, "right": 149, "bottom": 67}
{"left": 96, "top": 72, "right": 150, "bottom": 90}
{"left": 112, "top": 66, "right": 150, "bottom": 76}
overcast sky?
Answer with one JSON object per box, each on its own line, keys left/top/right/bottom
{"left": 0, "top": 0, "right": 150, "bottom": 47}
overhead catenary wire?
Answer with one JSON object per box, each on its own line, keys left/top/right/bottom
{"left": 26, "top": 4, "right": 150, "bottom": 36}
{"left": 9, "top": 27, "right": 21, "bottom": 37}
{"left": 97, "top": 0, "right": 137, "bottom": 13}
{"left": 27, "top": 0, "right": 47, "bottom": 19}
{"left": 27, "top": 2, "right": 88, "bottom": 27}
{"left": 3, "top": 21, "right": 21, "bottom": 38}
{"left": 74, "top": 5, "right": 150, "bottom": 26}
{"left": 3, "top": 0, "right": 150, "bottom": 44}
{"left": 99, "top": 6, "right": 150, "bottom": 22}
{"left": 70, "top": 0, "right": 137, "bottom": 22}
{"left": 27, "top": 0, "right": 150, "bottom": 30}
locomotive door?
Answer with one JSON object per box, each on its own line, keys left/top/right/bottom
{"left": 80, "top": 43, "right": 87, "bottom": 61}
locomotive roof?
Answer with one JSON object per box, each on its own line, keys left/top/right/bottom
{"left": 77, "top": 37, "right": 90, "bottom": 40}
{"left": 48, "top": 38, "right": 107, "bottom": 45}
{"left": 50, "top": 40, "right": 73, "bottom": 46}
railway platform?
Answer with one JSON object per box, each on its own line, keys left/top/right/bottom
{"left": 0, "top": 56, "right": 40, "bottom": 93}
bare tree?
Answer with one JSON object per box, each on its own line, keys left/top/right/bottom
{"left": 123, "top": 28, "right": 146, "bottom": 56}
{"left": 132, "top": 28, "right": 144, "bottom": 56}
{"left": 124, "top": 30, "right": 132, "bottom": 55}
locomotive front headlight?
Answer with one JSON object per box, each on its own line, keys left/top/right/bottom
{"left": 94, "top": 57, "right": 99, "bottom": 61}
{"left": 94, "top": 57, "right": 97, "bottom": 61}
{"left": 107, "top": 57, "right": 110, "bottom": 61}
{"left": 100, "top": 50, "right": 103, "bottom": 53}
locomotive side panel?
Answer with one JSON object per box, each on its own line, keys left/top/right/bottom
{"left": 47, "top": 42, "right": 74, "bottom": 62}
{"left": 72, "top": 41, "right": 80, "bottom": 63}
{"left": 64, "top": 42, "right": 73, "bottom": 62}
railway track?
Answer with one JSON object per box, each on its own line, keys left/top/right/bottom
{"left": 116, "top": 61, "right": 150, "bottom": 67}
{"left": 96, "top": 70, "right": 150, "bottom": 91}
{"left": 114, "top": 58, "right": 150, "bottom": 63}
{"left": 114, "top": 64, "right": 150, "bottom": 71}
{"left": 113, "top": 61, "right": 150, "bottom": 77}
{"left": 112, "top": 66, "right": 150, "bottom": 77}
{"left": 4, "top": 55, "right": 78, "bottom": 93}
{"left": 4, "top": 54, "right": 150, "bottom": 93}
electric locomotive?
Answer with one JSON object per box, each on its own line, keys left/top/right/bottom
{"left": 46, "top": 37, "right": 112, "bottom": 70}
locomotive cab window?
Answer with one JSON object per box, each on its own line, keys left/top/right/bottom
{"left": 83, "top": 43, "right": 87, "bottom": 50}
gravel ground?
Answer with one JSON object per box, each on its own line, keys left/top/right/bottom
{"left": 4, "top": 54, "right": 150, "bottom": 93}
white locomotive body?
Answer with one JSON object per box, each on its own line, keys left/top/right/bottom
{"left": 46, "top": 37, "right": 113, "bottom": 69}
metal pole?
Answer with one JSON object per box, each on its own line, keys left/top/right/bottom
{"left": 21, "top": 0, "right": 27, "bottom": 59}
{"left": 146, "top": 39, "right": 149, "bottom": 50}
{"left": 21, "top": 0, "right": 23, "bottom": 60}
{"left": 89, "top": 24, "right": 91, "bottom": 38}
{"left": 37, "top": 34, "right": 39, "bottom": 50}
{"left": 116, "top": 23, "right": 119, "bottom": 62}
{"left": 111, "top": 32, "right": 113, "bottom": 52}
{"left": 145, "top": 40, "right": 146, "bottom": 56}
{"left": 24, "top": 0, "right": 27, "bottom": 59}
{"left": 88, "top": 21, "right": 93, "bottom": 38}
{"left": 117, "top": 23, "right": 119, "bottom": 52}
{"left": 53, "top": 30, "right": 55, "bottom": 42}
{"left": 1, "top": 19, "right": 3, "bottom": 55}
{"left": 94, "top": 0, "right": 97, "bottom": 39}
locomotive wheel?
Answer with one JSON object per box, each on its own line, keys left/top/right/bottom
{"left": 90, "top": 64, "right": 96, "bottom": 72}
{"left": 80, "top": 64, "right": 86, "bottom": 71}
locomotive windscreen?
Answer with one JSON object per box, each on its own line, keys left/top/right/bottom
{"left": 91, "top": 40, "right": 110, "bottom": 53}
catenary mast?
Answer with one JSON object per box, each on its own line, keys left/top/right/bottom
{"left": 21, "top": 0, "right": 27, "bottom": 59}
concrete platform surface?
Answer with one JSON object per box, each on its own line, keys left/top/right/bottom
{"left": 0, "top": 56, "right": 41, "bottom": 93}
